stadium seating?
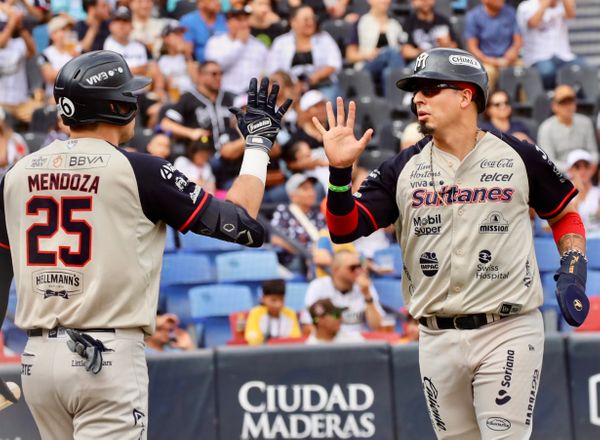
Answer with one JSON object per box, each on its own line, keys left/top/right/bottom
{"left": 160, "top": 253, "right": 215, "bottom": 287}
{"left": 354, "top": 96, "right": 394, "bottom": 136}
{"left": 575, "top": 296, "right": 600, "bottom": 332}
{"left": 338, "top": 69, "right": 376, "bottom": 100}
{"left": 189, "top": 284, "right": 254, "bottom": 347}
{"left": 534, "top": 237, "right": 560, "bottom": 273}
{"left": 321, "top": 19, "right": 353, "bottom": 56}
{"left": 164, "top": 227, "right": 177, "bottom": 253}
{"left": 373, "top": 246, "right": 403, "bottom": 278}
{"left": 556, "top": 64, "right": 599, "bottom": 114}
{"left": 179, "top": 233, "right": 242, "bottom": 255}
{"left": 498, "top": 66, "right": 545, "bottom": 118}
{"left": 215, "top": 250, "right": 280, "bottom": 283}
{"left": 585, "top": 237, "right": 600, "bottom": 271}
{"left": 372, "top": 278, "right": 404, "bottom": 311}
{"left": 282, "top": 282, "right": 309, "bottom": 312}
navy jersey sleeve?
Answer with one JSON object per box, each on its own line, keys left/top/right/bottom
{"left": 504, "top": 134, "right": 577, "bottom": 219}
{"left": 327, "top": 142, "right": 425, "bottom": 242}
{"left": 119, "top": 150, "right": 212, "bottom": 232}
{"left": 0, "top": 177, "right": 9, "bottom": 252}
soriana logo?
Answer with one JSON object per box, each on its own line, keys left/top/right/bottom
{"left": 238, "top": 381, "right": 376, "bottom": 439}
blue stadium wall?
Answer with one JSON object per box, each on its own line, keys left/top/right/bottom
{"left": 1, "top": 334, "right": 599, "bottom": 439}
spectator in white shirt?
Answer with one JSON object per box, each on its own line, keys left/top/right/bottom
{"left": 104, "top": 6, "right": 150, "bottom": 75}
{"left": 566, "top": 149, "right": 600, "bottom": 235}
{"left": 39, "top": 15, "right": 80, "bottom": 103}
{"left": 0, "top": 3, "right": 40, "bottom": 123}
{"left": 158, "top": 20, "right": 196, "bottom": 102}
{"left": 267, "top": 5, "right": 342, "bottom": 102}
{"left": 516, "top": 0, "right": 585, "bottom": 89}
{"left": 204, "top": 6, "right": 268, "bottom": 96}
{"left": 130, "top": 0, "right": 165, "bottom": 59}
{"left": 301, "top": 250, "right": 385, "bottom": 335}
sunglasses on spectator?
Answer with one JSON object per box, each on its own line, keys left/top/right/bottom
{"left": 204, "top": 70, "right": 222, "bottom": 77}
{"left": 346, "top": 264, "right": 363, "bottom": 272}
{"left": 489, "top": 100, "right": 510, "bottom": 108}
{"left": 556, "top": 97, "right": 576, "bottom": 105}
{"left": 328, "top": 311, "right": 342, "bottom": 319}
{"left": 415, "top": 83, "right": 464, "bottom": 97}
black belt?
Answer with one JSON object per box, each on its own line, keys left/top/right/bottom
{"left": 27, "top": 328, "right": 115, "bottom": 337}
{"left": 419, "top": 314, "right": 506, "bottom": 330}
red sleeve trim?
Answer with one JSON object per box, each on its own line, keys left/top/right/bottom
{"left": 538, "top": 187, "right": 577, "bottom": 219}
{"left": 327, "top": 205, "right": 359, "bottom": 236}
{"left": 356, "top": 201, "right": 378, "bottom": 230}
{"left": 179, "top": 192, "right": 210, "bottom": 232}
{"left": 551, "top": 212, "right": 586, "bottom": 243}
{"left": 0, "top": 242, "right": 9, "bottom": 250}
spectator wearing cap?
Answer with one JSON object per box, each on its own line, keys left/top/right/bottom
{"left": 158, "top": 20, "right": 196, "bottom": 101}
{"left": 537, "top": 84, "right": 598, "bottom": 172}
{"left": 0, "top": 2, "right": 39, "bottom": 123}
{"left": 465, "top": 0, "right": 522, "bottom": 90}
{"left": 130, "top": 0, "right": 166, "bottom": 59}
{"left": 76, "top": 0, "right": 112, "bottom": 52}
{"left": 266, "top": 5, "right": 342, "bottom": 102}
{"left": 516, "top": 0, "right": 585, "bottom": 90}
{"left": 174, "top": 138, "right": 216, "bottom": 193}
{"left": 180, "top": 0, "right": 228, "bottom": 63}
{"left": 305, "top": 299, "right": 365, "bottom": 344}
{"left": 566, "top": 149, "right": 600, "bottom": 235}
{"left": 244, "top": 279, "right": 302, "bottom": 345}
{"left": 248, "top": 0, "right": 286, "bottom": 48}
{"left": 204, "top": 6, "right": 268, "bottom": 96}
{"left": 301, "top": 249, "right": 384, "bottom": 335}
{"left": 270, "top": 173, "right": 326, "bottom": 272}
{"left": 104, "top": 6, "right": 151, "bottom": 75}
{"left": 0, "top": 107, "right": 28, "bottom": 179}
{"left": 160, "top": 60, "right": 235, "bottom": 149}
{"left": 38, "top": 15, "right": 80, "bottom": 103}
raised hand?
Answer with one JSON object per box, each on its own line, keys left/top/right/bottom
{"left": 312, "top": 97, "right": 373, "bottom": 168}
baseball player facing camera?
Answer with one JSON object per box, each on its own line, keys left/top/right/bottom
{"left": 316, "top": 47, "right": 588, "bottom": 439}
{"left": 0, "top": 50, "right": 291, "bottom": 438}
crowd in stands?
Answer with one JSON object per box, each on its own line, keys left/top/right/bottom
{"left": 2, "top": 0, "right": 600, "bottom": 353}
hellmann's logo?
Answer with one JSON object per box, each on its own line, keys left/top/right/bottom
{"left": 238, "top": 381, "right": 376, "bottom": 439}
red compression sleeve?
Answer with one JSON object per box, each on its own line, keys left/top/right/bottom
{"left": 550, "top": 212, "right": 586, "bottom": 244}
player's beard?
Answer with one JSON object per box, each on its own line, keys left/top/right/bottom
{"left": 418, "top": 121, "right": 435, "bottom": 136}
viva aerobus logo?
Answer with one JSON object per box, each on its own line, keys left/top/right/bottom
{"left": 237, "top": 381, "right": 376, "bottom": 439}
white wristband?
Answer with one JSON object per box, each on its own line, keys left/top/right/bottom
{"left": 239, "top": 147, "right": 269, "bottom": 185}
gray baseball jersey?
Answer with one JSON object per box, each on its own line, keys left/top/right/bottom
{"left": 0, "top": 137, "right": 216, "bottom": 335}
{"left": 327, "top": 130, "right": 576, "bottom": 319}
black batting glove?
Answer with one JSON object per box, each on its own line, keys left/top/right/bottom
{"left": 229, "top": 77, "right": 293, "bottom": 154}
{"left": 554, "top": 250, "right": 589, "bottom": 327}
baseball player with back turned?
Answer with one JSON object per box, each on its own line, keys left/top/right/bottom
{"left": 313, "top": 47, "right": 589, "bottom": 439}
{"left": 0, "top": 50, "right": 291, "bottom": 439}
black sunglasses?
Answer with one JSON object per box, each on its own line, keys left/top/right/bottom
{"left": 489, "top": 100, "right": 510, "bottom": 108}
{"left": 347, "top": 264, "right": 362, "bottom": 272}
{"left": 415, "top": 83, "right": 464, "bottom": 98}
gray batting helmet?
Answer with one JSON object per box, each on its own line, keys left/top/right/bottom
{"left": 396, "top": 48, "right": 489, "bottom": 113}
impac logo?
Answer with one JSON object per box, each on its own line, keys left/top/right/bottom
{"left": 420, "top": 252, "right": 439, "bottom": 277}
{"left": 238, "top": 381, "right": 376, "bottom": 439}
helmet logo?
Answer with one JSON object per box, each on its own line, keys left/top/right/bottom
{"left": 448, "top": 55, "right": 482, "bottom": 69}
{"left": 58, "top": 97, "right": 75, "bottom": 117}
{"left": 414, "top": 53, "right": 429, "bottom": 72}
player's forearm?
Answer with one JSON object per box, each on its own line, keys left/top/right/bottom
{"left": 557, "top": 234, "right": 586, "bottom": 255}
{"left": 548, "top": 205, "right": 586, "bottom": 254}
{"left": 327, "top": 166, "right": 372, "bottom": 243}
{"left": 159, "top": 118, "right": 197, "bottom": 140}
{"left": 226, "top": 174, "right": 265, "bottom": 219}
